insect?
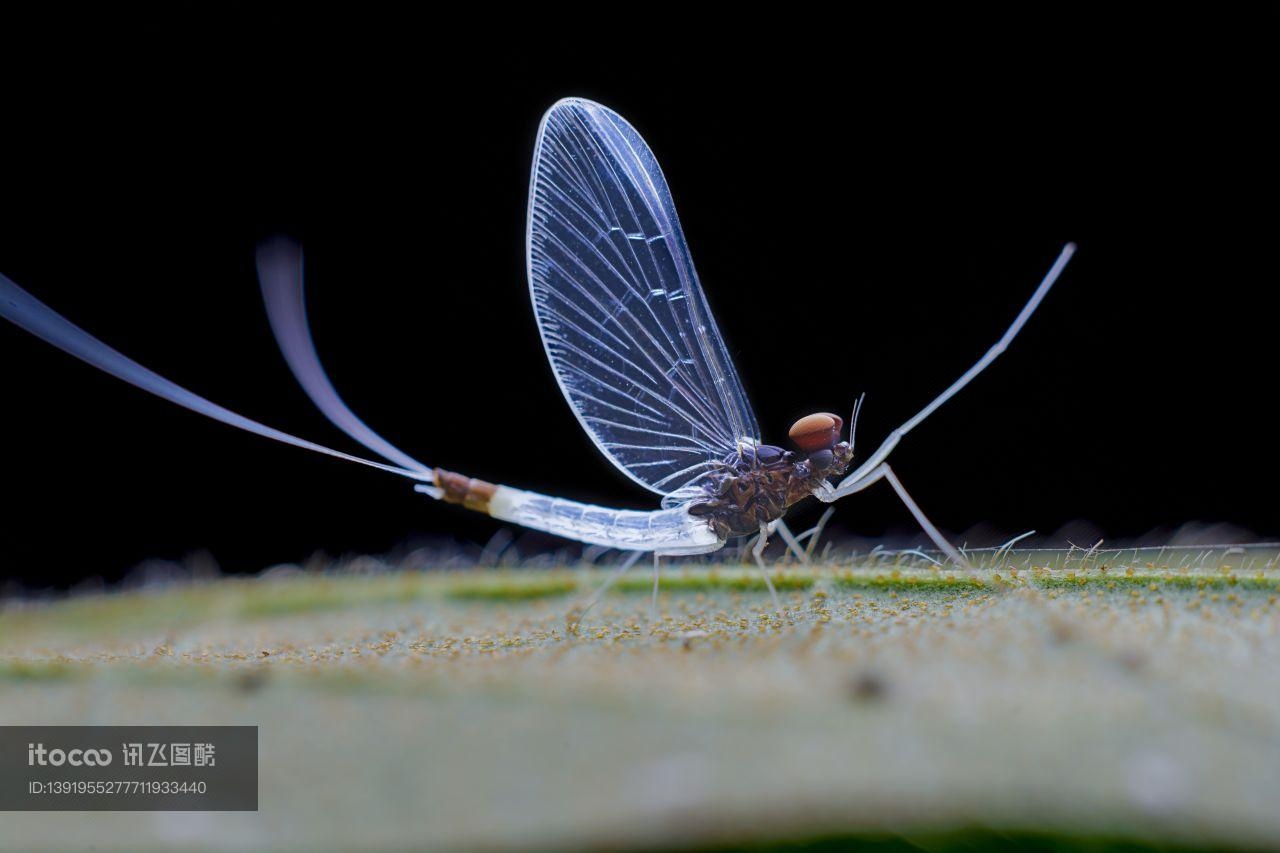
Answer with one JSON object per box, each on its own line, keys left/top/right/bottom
{"left": 0, "top": 98, "right": 1074, "bottom": 610}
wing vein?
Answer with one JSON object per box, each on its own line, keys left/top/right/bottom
{"left": 526, "top": 98, "right": 759, "bottom": 498}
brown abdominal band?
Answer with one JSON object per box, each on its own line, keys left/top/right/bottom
{"left": 434, "top": 468, "right": 498, "bottom": 514}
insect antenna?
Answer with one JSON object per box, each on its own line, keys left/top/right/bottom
{"left": 849, "top": 392, "right": 867, "bottom": 454}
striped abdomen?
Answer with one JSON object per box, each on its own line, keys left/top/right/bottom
{"left": 418, "top": 468, "right": 723, "bottom": 555}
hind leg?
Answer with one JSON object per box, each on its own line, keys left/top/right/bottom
{"left": 651, "top": 553, "right": 662, "bottom": 626}
{"left": 573, "top": 550, "right": 645, "bottom": 627}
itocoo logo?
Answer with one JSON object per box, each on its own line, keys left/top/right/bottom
{"left": 27, "top": 743, "right": 113, "bottom": 766}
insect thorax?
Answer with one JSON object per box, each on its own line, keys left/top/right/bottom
{"left": 687, "top": 442, "right": 853, "bottom": 538}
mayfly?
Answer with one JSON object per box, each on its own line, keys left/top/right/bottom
{"left": 0, "top": 98, "right": 1075, "bottom": 608}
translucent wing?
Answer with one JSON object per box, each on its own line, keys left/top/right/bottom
{"left": 527, "top": 98, "right": 759, "bottom": 501}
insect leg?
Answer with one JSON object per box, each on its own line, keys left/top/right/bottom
{"left": 821, "top": 463, "right": 969, "bottom": 568}
{"left": 796, "top": 507, "right": 837, "bottom": 561}
{"left": 651, "top": 553, "right": 662, "bottom": 627}
{"left": 879, "top": 465, "right": 970, "bottom": 569}
{"left": 773, "top": 519, "right": 810, "bottom": 564}
{"left": 752, "top": 523, "right": 782, "bottom": 609}
{"left": 832, "top": 244, "right": 1076, "bottom": 494}
{"left": 573, "top": 550, "right": 645, "bottom": 626}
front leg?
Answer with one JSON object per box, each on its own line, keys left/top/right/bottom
{"left": 814, "top": 464, "right": 969, "bottom": 569}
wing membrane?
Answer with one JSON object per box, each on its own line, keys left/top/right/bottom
{"left": 527, "top": 98, "right": 758, "bottom": 499}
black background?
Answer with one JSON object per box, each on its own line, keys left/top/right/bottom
{"left": 1, "top": 12, "right": 1274, "bottom": 587}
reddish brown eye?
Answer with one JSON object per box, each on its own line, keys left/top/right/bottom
{"left": 788, "top": 412, "right": 844, "bottom": 452}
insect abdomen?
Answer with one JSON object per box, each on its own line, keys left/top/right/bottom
{"left": 427, "top": 467, "right": 722, "bottom": 554}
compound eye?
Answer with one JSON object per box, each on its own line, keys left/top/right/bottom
{"left": 788, "top": 412, "right": 844, "bottom": 452}
{"left": 808, "top": 449, "right": 835, "bottom": 470}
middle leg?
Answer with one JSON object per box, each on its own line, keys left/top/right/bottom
{"left": 773, "top": 519, "right": 810, "bottom": 564}
{"left": 752, "top": 523, "right": 783, "bottom": 609}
